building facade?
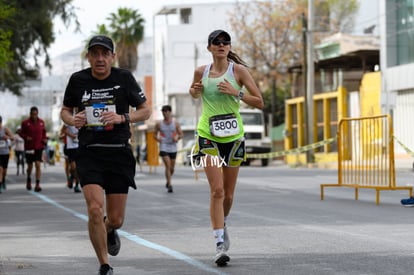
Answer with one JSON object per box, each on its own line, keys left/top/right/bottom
{"left": 380, "top": 0, "right": 414, "bottom": 155}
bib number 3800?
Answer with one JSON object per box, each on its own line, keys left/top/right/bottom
{"left": 209, "top": 113, "right": 240, "bottom": 137}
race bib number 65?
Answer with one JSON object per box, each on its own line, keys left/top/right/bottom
{"left": 209, "top": 113, "right": 240, "bottom": 137}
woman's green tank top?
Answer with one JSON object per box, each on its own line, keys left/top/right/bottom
{"left": 197, "top": 62, "right": 244, "bottom": 143}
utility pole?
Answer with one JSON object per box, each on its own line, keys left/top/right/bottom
{"left": 302, "top": 13, "right": 309, "bottom": 160}
{"left": 271, "top": 74, "right": 276, "bottom": 127}
{"left": 305, "top": 0, "right": 315, "bottom": 163}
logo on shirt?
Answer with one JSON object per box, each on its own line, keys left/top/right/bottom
{"left": 82, "top": 86, "right": 120, "bottom": 103}
{"left": 82, "top": 91, "right": 91, "bottom": 103}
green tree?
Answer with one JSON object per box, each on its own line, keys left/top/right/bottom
{"left": 0, "top": 1, "right": 14, "bottom": 69}
{"left": 0, "top": 0, "right": 79, "bottom": 95}
{"left": 106, "top": 7, "right": 145, "bottom": 72}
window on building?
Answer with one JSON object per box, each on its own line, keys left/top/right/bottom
{"left": 180, "top": 8, "right": 192, "bottom": 24}
{"left": 387, "top": 0, "right": 414, "bottom": 66}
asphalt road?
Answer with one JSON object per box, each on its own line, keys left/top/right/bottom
{"left": 1, "top": 160, "right": 414, "bottom": 275}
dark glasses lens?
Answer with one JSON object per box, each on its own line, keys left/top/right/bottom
{"left": 212, "top": 40, "right": 231, "bottom": 46}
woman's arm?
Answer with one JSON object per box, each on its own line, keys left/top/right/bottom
{"left": 235, "top": 64, "right": 264, "bottom": 110}
{"left": 189, "top": 66, "right": 205, "bottom": 99}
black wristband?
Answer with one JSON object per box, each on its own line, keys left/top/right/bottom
{"left": 123, "top": 113, "right": 130, "bottom": 124}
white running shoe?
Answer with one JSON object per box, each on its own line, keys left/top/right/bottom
{"left": 215, "top": 243, "right": 230, "bottom": 266}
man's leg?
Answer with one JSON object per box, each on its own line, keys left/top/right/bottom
{"left": 34, "top": 160, "right": 42, "bottom": 192}
{"left": 105, "top": 194, "right": 127, "bottom": 230}
{"left": 170, "top": 158, "right": 176, "bottom": 177}
{"left": 162, "top": 155, "right": 172, "bottom": 186}
{"left": 26, "top": 161, "right": 33, "bottom": 190}
{"left": 105, "top": 193, "right": 127, "bottom": 255}
{"left": 82, "top": 184, "right": 109, "bottom": 265}
{"left": 0, "top": 166, "right": 3, "bottom": 192}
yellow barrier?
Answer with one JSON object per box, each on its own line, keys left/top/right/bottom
{"left": 320, "top": 115, "right": 412, "bottom": 205}
{"left": 146, "top": 131, "right": 159, "bottom": 173}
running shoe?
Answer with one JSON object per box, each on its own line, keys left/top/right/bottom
{"left": 223, "top": 225, "right": 230, "bottom": 252}
{"left": 168, "top": 185, "right": 173, "bottom": 193}
{"left": 67, "top": 181, "right": 73, "bottom": 189}
{"left": 98, "top": 264, "right": 113, "bottom": 275}
{"left": 215, "top": 243, "right": 230, "bottom": 267}
{"left": 401, "top": 197, "right": 414, "bottom": 207}
{"left": 74, "top": 184, "right": 81, "bottom": 193}
{"left": 107, "top": 228, "right": 121, "bottom": 256}
{"left": 26, "top": 178, "right": 32, "bottom": 190}
{"left": 34, "top": 184, "right": 42, "bottom": 192}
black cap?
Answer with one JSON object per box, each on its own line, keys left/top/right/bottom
{"left": 88, "top": 35, "right": 114, "bottom": 53}
{"left": 208, "top": 30, "right": 231, "bottom": 45}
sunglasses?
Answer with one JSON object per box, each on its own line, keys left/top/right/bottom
{"left": 212, "top": 40, "right": 231, "bottom": 46}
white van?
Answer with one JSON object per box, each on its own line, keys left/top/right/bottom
{"left": 240, "top": 108, "right": 271, "bottom": 166}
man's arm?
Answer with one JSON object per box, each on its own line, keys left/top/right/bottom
{"left": 61, "top": 105, "right": 75, "bottom": 126}
{"left": 5, "top": 127, "right": 14, "bottom": 141}
{"left": 175, "top": 121, "right": 183, "bottom": 142}
{"left": 129, "top": 102, "right": 151, "bottom": 123}
{"left": 154, "top": 121, "right": 160, "bottom": 142}
{"left": 42, "top": 120, "right": 48, "bottom": 145}
{"left": 61, "top": 105, "right": 87, "bottom": 129}
{"left": 59, "top": 125, "right": 67, "bottom": 140}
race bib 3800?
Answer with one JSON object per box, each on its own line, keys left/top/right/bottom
{"left": 209, "top": 113, "right": 240, "bottom": 137}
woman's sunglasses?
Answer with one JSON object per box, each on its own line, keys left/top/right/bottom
{"left": 212, "top": 39, "right": 231, "bottom": 46}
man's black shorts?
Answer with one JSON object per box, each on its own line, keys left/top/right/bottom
{"left": 25, "top": 149, "right": 43, "bottom": 164}
{"left": 76, "top": 144, "right": 136, "bottom": 194}
{"left": 66, "top": 148, "right": 78, "bottom": 163}
{"left": 0, "top": 154, "right": 10, "bottom": 169}
{"left": 159, "top": 151, "right": 177, "bottom": 160}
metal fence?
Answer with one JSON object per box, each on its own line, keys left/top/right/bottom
{"left": 320, "top": 115, "right": 412, "bottom": 205}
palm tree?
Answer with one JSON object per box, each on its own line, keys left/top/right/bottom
{"left": 107, "top": 7, "right": 145, "bottom": 72}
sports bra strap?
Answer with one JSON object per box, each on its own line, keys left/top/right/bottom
{"left": 202, "top": 62, "right": 234, "bottom": 79}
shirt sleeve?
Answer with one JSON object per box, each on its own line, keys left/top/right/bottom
{"left": 123, "top": 71, "right": 146, "bottom": 107}
{"left": 63, "top": 74, "right": 77, "bottom": 107}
